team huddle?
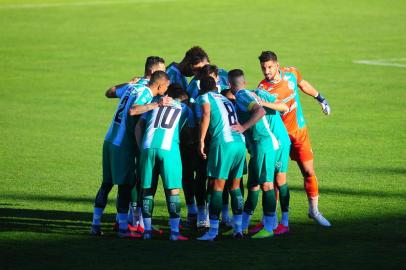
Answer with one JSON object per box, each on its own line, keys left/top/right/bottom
{"left": 90, "top": 47, "right": 332, "bottom": 241}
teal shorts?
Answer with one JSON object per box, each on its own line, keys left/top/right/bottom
{"left": 140, "top": 147, "right": 182, "bottom": 189}
{"left": 102, "top": 141, "right": 136, "bottom": 185}
{"left": 247, "top": 138, "right": 277, "bottom": 187}
{"left": 275, "top": 145, "right": 290, "bottom": 173}
{"left": 207, "top": 141, "right": 246, "bottom": 180}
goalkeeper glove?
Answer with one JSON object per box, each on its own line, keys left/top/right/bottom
{"left": 315, "top": 93, "right": 331, "bottom": 115}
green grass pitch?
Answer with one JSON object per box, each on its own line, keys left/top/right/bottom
{"left": 0, "top": 0, "right": 405, "bottom": 269}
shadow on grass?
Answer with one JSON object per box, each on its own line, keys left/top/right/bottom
{"left": 0, "top": 207, "right": 405, "bottom": 270}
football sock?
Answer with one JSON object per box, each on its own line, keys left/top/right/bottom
{"left": 279, "top": 184, "right": 290, "bottom": 212}
{"left": 209, "top": 191, "right": 223, "bottom": 221}
{"left": 167, "top": 194, "right": 181, "bottom": 219}
{"left": 281, "top": 212, "right": 289, "bottom": 227}
{"left": 117, "top": 213, "right": 128, "bottom": 231}
{"left": 308, "top": 195, "right": 319, "bottom": 215}
{"left": 92, "top": 207, "right": 104, "bottom": 225}
{"left": 244, "top": 189, "right": 260, "bottom": 215}
{"left": 187, "top": 203, "right": 198, "bottom": 215}
{"left": 142, "top": 195, "right": 154, "bottom": 219}
{"left": 242, "top": 212, "right": 252, "bottom": 230}
{"left": 263, "top": 214, "right": 276, "bottom": 232}
{"left": 143, "top": 217, "right": 152, "bottom": 231}
{"left": 230, "top": 188, "right": 243, "bottom": 215}
{"left": 197, "top": 205, "right": 206, "bottom": 221}
{"left": 262, "top": 189, "right": 277, "bottom": 216}
{"left": 209, "top": 219, "right": 219, "bottom": 236}
{"left": 233, "top": 214, "right": 242, "bottom": 233}
{"left": 170, "top": 218, "right": 180, "bottom": 233}
{"left": 221, "top": 204, "right": 230, "bottom": 221}
{"left": 304, "top": 176, "right": 319, "bottom": 198}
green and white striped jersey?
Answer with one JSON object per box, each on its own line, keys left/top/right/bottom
{"left": 235, "top": 89, "right": 279, "bottom": 150}
{"left": 141, "top": 101, "right": 194, "bottom": 151}
{"left": 195, "top": 91, "right": 245, "bottom": 147}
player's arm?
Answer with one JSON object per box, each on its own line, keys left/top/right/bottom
{"left": 259, "top": 100, "right": 288, "bottom": 113}
{"left": 129, "top": 96, "right": 173, "bottom": 116}
{"left": 198, "top": 103, "right": 210, "bottom": 160}
{"left": 233, "top": 104, "right": 265, "bottom": 133}
{"left": 105, "top": 83, "right": 128, "bottom": 98}
{"left": 298, "top": 80, "right": 331, "bottom": 115}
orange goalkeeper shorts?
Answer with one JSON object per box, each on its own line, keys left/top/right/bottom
{"left": 289, "top": 127, "right": 314, "bottom": 162}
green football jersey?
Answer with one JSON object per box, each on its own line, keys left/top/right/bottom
{"left": 141, "top": 101, "right": 194, "bottom": 151}
{"left": 254, "top": 88, "right": 291, "bottom": 149}
{"left": 235, "top": 89, "right": 279, "bottom": 150}
{"left": 196, "top": 91, "right": 245, "bottom": 147}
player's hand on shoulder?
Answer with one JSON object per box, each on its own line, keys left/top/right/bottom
{"left": 159, "top": 96, "right": 173, "bottom": 107}
{"left": 129, "top": 77, "right": 141, "bottom": 84}
{"left": 232, "top": 123, "right": 246, "bottom": 133}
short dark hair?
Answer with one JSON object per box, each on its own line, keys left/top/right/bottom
{"left": 184, "top": 46, "right": 210, "bottom": 65}
{"left": 166, "top": 83, "right": 186, "bottom": 99}
{"left": 258, "top": 51, "right": 278, "bottom": 63}
{"left": 200, "top": 76, "right": 217, "bottom": 94}
{"left": 228, "top": 69, "right": 245, "bottom": 87}
{"left": 144, "top": 56, "right": 165, "bottom": 75}
{"left": 197, "top": 64, "right": 218, "bottom": 80}
{"left": 149, "top": 70, "right": 169, "bottom": 85}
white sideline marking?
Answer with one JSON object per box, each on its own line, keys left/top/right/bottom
{"left": 0, "top": 0, "right": 175, "bottom": 9}
{"left": 353, "top": 58, "right": 406, "bottom": 68}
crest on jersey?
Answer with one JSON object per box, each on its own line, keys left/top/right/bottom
{"left": 283, "top": 75, "right": 291, "bottom": 81}
{"left": 288, "top": 81, "right": 295, "bottom": 90}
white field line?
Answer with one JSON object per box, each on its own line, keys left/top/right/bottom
{"left": 0, "top": 0, "right": 175, "bottom": 9}
{"left": 353, "top": 58, "right": 406, "bottom": 68}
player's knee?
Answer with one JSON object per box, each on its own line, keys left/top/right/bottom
{"left": 275, "top": 173, "right": 287, "bottom": 187}
{"left": 261, "top": 182, "right": 274, "bottom": 191}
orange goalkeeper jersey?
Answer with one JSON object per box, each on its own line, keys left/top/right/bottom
{"left": 258, "top": 67, "right": 306, "bottom": 134}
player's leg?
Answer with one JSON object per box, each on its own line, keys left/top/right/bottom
{"left": 180, "top": 144, "right": 197, "bottom": 227}
{"left": 252, "top": 139, "right": 277, "bottom": 238}
{"left": 221, "top": 183, "right": 232, "bottom": 227}
{"left": 139, "top": 149, "right": 158, "bottom": 239}
{"left": 273, "top": 146, "right": 290, "bottom": 234}
{"left": 292, "top": 128, "right": 331, "bottom": 226}
{"left": 197, "top": 178, "right": 225, "bottom": 240}
{"left": 161, "top": 148, "right": 188, "bottom": 240}
{"left": 195, "top": 156, "right": 208, "bottom": 229}
{"left": 242, "top": 158, "right": 260, "bottom": 232}
{"left": 116, "top": 184, "right": 138, "bottom": 238}
{"left": 91, "top": 141, "right": 113, "bottom": 236}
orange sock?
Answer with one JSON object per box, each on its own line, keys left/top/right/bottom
{"left": 304, "top": 176, "right": 319, "bottom": 197}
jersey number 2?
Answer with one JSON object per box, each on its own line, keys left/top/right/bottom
{"left": 114, "top": 95, "right": 129, "bottom": 124}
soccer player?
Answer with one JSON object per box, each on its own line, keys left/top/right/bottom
{"left": 104, "top": 56, "right": 166, "bottom": 232}
{"left": 195, "top": 76, "right": 246, "bottom": 241}
{"left": 166, "top": 46, "right": 209, "bottom": 90}
{"left": 90, "top": 71, "right": 171, "bottom": 238}
{"left": 253, "top": 87, "right": 291, "bottom": 235}
{"left": 105, "top": 56, "right": 166, "bottom": 99}
{"left": 138, "top": 83, "right": 194, "bottom": 241}
{"left": 166, "top": 46, "right": 211, "bottom": 227}
{"left": 187, "top": 64, "right": 229, "bottom": 102}
{"left": 230, "top": 69, "right": 288, "bottom": 238}
{"left": 257, "top": 51, "right": 331, "bottom": 226}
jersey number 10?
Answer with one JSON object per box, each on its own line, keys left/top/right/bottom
{"left": 153, "top": 107, "right": 181, "bottom": 129}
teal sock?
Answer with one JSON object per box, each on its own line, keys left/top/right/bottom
{"left": 243, "top": 190, "right": 260, "bottom": 215}
{"left": 142, "top": 195, "right": 154, "bottom": 218}
{"left": 262, "top": 189, "right": 277, "bottom": 216}
{"left": 209, "top": 191, "right": 223, "bottom": 220}
{"left": 167, "top": 194, "right": 181, "bottom": 218}
{"left": 230, "top": 188, "right": 244, "bottom": 215}
{"left": 279, "top": 184, "right": 290, "bottom": 212}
